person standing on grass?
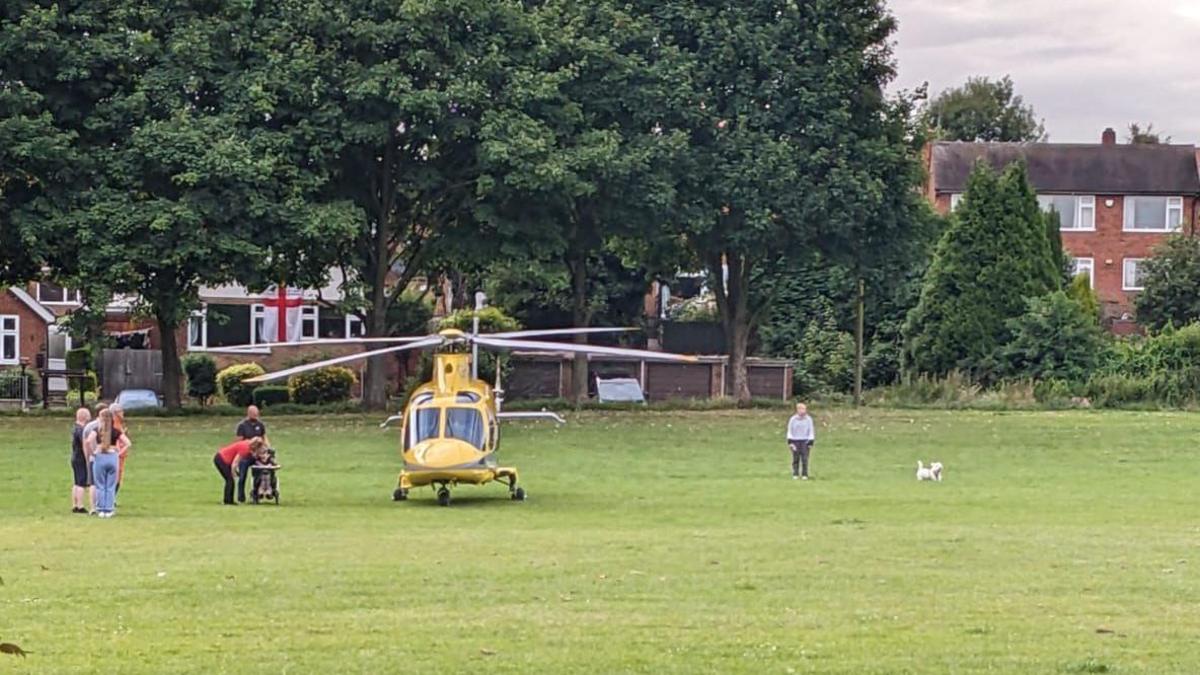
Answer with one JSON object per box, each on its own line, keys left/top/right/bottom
{"left": 787, "top": 402, "right": 816, "bottom": 480}
{"left": 111, "top": 404, "right": 130, "bottom": 498}
{"left": 214, "top": 437, "right": 265, "bottom": 506}
{"left": 234, "top": 405, "right": 270, "bottom": 503}
{"left": 70, "top": 408, "right": 93, "bottom": 514}
{"left": 90, "top": 409, "right": 130, "bottom": 518}
{"left": 82, "top": 402, "right": 109, "bottom": 513}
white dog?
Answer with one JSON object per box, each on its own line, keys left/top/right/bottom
{"left": 916, "top": 460, "right": 944, "bottom": 482}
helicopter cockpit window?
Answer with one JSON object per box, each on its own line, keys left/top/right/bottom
{"left": 408, "top": 408, "right": 441, "bottom": 448}
{"left": 455, "top": 392, "right": 480, "bottom": 403}
{"left": 445, "top": 407, "right": 485, "bottom": 448}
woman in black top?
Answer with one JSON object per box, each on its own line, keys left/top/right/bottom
{"left": 70, "top": 408, "right": 93, "bottom": 514}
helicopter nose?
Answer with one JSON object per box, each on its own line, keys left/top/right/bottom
{"left": 412, "top": 440, "right": 483, "bottom": 468}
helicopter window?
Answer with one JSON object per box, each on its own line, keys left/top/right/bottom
{"left": 455, "top": 392, "right": 480, "bottom": 403}
{"left": 445, "top": 407, "right": 485, "bottom": 448}
{"left": 409, "top": 408, "right": 441, "bottom": 447}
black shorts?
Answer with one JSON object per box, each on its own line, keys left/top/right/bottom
{"left": 71, "top": 457, "right": 92, "bottom": 488}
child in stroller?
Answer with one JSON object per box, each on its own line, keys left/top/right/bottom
{"left": 249, "top": 444, "right": 281, "bottom": 505}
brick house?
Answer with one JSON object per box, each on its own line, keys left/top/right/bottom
{"left": 0, "top": 271, "right": 408, "bottom": 398}
{"left": 925, "top": 129, "right": 1200, "bottom": 329}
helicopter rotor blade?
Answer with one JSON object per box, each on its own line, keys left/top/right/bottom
{"left": 489, "top": 327, "right": 639, "bottom": 340}
{"left": 206, "top": 336, "right": 429, "bottom": 354}
{"left": 472, "top": 336, "right": 698, "bottom": 362}
{"left": 243, "top": 335, "right": 446, "bottom": 383}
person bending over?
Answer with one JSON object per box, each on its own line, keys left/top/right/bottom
{"left": 214, "top": 437, "right": 265, "bottom": 506}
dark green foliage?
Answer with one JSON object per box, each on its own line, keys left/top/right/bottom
{"left": 76, "top": 371, "right": 98, "bottom": 394}
{"left": 486, "top": 252, "right": 650, "bottom": 332}
{"left": 65, "top": 348, "right": 93, "bottom": 372}
{"left": 288, "top": 367, "right": 355, "bottom": 405}
{"left": 1003, "top": 291, "right": 1107, "bottom": 383}
{"left": 789, "top": 299, "right": 855, "bottom": 396}
{"left": 216, "top": 363, "right": 265, "bottom": 408}
{"left": 386, "top": 296, "right": 435, "bottom": 337}
{"left": 438, "top": 307, "right": 521, "bottom": 335}
{"left": 1133, "top": 236, "right": 1200, "bottom": 331}
{"left": 183, "top": 354, "right": 218, "bottom": 407}
{"left": 1067, "top": 274, "right": 1100, "bottom": 321}
{"left": 922, "top": 76, "right": 1045, "bottom": 142}
{"left": 1091, "top": 324, "right": 1200, "bottom": 406}
{"left": 252, "top": 386, "right": 291, "bottom": 408}
{"left": 1044, "top": 209, "right": 1071, "bottom": 287}
{"left": 903, "top": 161, "right": 1062, "bottom": 382}
{"left": 0, "top": 369, "right": 38, "bottom": 403}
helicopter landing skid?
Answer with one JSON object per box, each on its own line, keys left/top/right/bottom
{"left": 394, "top": 467, "right": 525, "bottom": 505}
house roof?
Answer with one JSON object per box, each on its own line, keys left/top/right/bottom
{"left": 931, "top": 142, "right": 1200, "bottom": 195}
{"left": 7, "top": 286, "right": 56, "bottom": 324}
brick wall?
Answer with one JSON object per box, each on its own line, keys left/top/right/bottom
{"left": 0, "top": 290, "right": 48, "bottom": 370}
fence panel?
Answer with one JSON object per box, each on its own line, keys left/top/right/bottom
{"left": 102, "top": 349, "right": 164, "bottom": 396}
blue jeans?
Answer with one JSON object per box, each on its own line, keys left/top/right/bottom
{"left": 93, "top": 453, "right": 120, "bottom": 513}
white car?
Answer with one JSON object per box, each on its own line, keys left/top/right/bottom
{"left": 114, "top": 389, "right": 162, "bottom": 410}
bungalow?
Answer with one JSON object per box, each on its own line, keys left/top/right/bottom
{"left": 924, "top": 128, "right": 1200, "bottom": 329}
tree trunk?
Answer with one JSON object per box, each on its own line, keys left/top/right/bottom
{"left": 854, "top": 277, "right": 865, "bottom": 406}
{"left": 569, "top": 248, "right": 589, "bottom": 406}
{"left": 362, "top": 291, "right": 390, "bottom": 411}
{"left": 156, "top": 313, "right": 182, "bottom": 410}
{"left": 727, "top": 319, "right": 751, "bottom": 406}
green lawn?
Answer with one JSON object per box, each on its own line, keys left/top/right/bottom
{"left": 2, "top": 408, "right": 1198, "bottom": 673}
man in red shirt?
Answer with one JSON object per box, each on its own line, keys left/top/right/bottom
{"left": 214, "top": 438, "right": 265, "bottom": 505}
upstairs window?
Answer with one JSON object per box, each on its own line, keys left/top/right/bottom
{"left": 1124, "top": 196, "right": 1183, "bottom": 232}
{"left": 949, "top": 193, "right": 963, "bottom": 211}
{"left": 36, "top": 283, "right": 81, "bottom": 304}
{"left": 1037, "top": 195, "right": 1095, "bottom": 231}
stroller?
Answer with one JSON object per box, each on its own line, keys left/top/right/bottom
{"left": 249, "top": 447, "right": 281, "bottom": 505}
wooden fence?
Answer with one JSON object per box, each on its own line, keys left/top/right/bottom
{"left": 101, "top": 349, "right": 164, "bottom": 396}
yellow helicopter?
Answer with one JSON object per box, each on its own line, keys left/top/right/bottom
{"left": 219, "top": 322, "right": 695, "bottom": 506}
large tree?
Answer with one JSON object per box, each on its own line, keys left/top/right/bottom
{"left": 475, "top": 1, "right": 683, "bottom": 402}
{"left": 902, "top": 161, "right": 1062, "bottom": 381}
{"left": 921, "top": 75, "right": 1045, "bottom": 142}
{"left": 648, "top": 0, "right": 921, "bottom": 403}
{"left": 251, "top": 0, "right": 544, "bottom": 409}
{"left": 1, "top": 2, "right": 350, "bottom": 407}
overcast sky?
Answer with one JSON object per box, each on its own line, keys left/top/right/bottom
{"left": 889, "top": 0, "right": 1200, "bottom": 143}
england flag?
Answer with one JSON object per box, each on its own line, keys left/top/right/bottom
{"left": 260, "top": 285, "right": 305, "bottom": 344}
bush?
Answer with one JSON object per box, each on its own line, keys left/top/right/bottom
{"left": 0, "top": 369, "right": 39, "bottom": 403}
{"left": 288, "top": 366, "right": 356, "bottom": 404}
{"left": 1134, "top": 235, "right": 1200, "bottom": 331}
{"left": 438, "top": 306, "right": 521, "bottom": 334}
{"left": 184, "top": 354, "right": 218, "bottom": 406}
{"left": 65, "top": 347, "right": 93, "bottom": 371}
{"left": 1084, "top": 373, "right": 1156, "bottom": 408}
{"left": 253, "top": 385, "right": 291, "bottom": 407}
{"left": 1003, "top": 291, "right": 1108, "bottom": 383}
{"left": 74, "top": 370, "right": 98, "bottom": 393}
{"left": 217, "top": 363, "right": 265, "bottom": 407}
{"left": 65, "top": 389, "right": 100, "bottom": 407}
{"left": 789, "top": 298, "right": 855, "bottom": 396}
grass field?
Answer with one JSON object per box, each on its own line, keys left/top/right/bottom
{"left": 2, "top": 408, "right": 1199, "bottom": 673}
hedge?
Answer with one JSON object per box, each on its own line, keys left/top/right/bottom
{"left": 253, "top": 385, "right": 291, "bottom": 407}
{"left": 289, "top": 366, "right": 356, "bottom": 405}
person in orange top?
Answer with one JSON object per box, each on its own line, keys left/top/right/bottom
{"left": 214, "top": 437, "right": 265, "bottom": 505}
{"left": 111, "top": 405, "right": 129, "bottom": 497}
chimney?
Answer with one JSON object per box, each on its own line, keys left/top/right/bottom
{"left": 1102, "top": 127, "right": 1116, "bottom": 145}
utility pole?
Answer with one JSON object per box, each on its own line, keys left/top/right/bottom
{"left": 854, "top": 277, "right": 865, "bottom": 407}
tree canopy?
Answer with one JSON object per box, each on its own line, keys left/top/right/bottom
{"left": 903, "top": 161, "right": 1062, "bottom": 382}
{"left": 921, "top": 75, "right": 1045, "bottom": 142}
{"left": 1127, "top": 122, "right": 1171, "bottom": 144}
{"left": 1134, "top": 236, "right": 1200, "bottom": 331}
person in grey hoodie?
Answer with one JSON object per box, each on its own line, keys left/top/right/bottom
{"left": 786, "top": 402, "right": 815, "bottom": 480}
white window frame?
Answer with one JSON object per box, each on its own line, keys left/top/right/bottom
{"left": 35, "top": 282, "right": 82, "bottom": 305}
{"left": 187, "top": 310, "right": 207, "bottom": 351}
{"left": 1071, "top": 257, "right": 1095, "bottom": 289}
{"left": 251, "top": 303, "right": 267, "bottom": 345}
{"left": 1037, "top": 195, "right": 1095, "bottom": 232}
{"left": 1123, "top": 196, "right": 1184, "bottom": 233}
{"left": 345, "top": 314, "right": 364, "bottom": 339}
{"left": 0, "top": 314, "right": 19, "bottom": 365}
{"left": 300, "top": 305, "right": 318, "bottom": 341}
{"left": 1123, "top": 258, "right": 1147, "bottom": 291}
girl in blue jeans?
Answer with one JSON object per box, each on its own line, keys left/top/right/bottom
{"left": 89, "top": 409, "right": 129, "bottom": 519}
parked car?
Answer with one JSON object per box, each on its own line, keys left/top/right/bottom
{"left": 114, "top": 389, "right": 161, "bottom": 410}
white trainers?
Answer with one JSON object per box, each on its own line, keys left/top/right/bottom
{"left": 801, "top": 476, "right": 809, "bottom": 481}
{"left": 792, "top": 475, "right": 799, "bottom": 480}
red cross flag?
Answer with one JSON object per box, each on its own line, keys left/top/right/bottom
{"left": 260, "top": 285, "right": 305, "bottom": 343}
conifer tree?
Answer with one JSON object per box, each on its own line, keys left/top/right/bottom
{"left": 902, "top": 161, "right": 1060, "bottom": 381}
